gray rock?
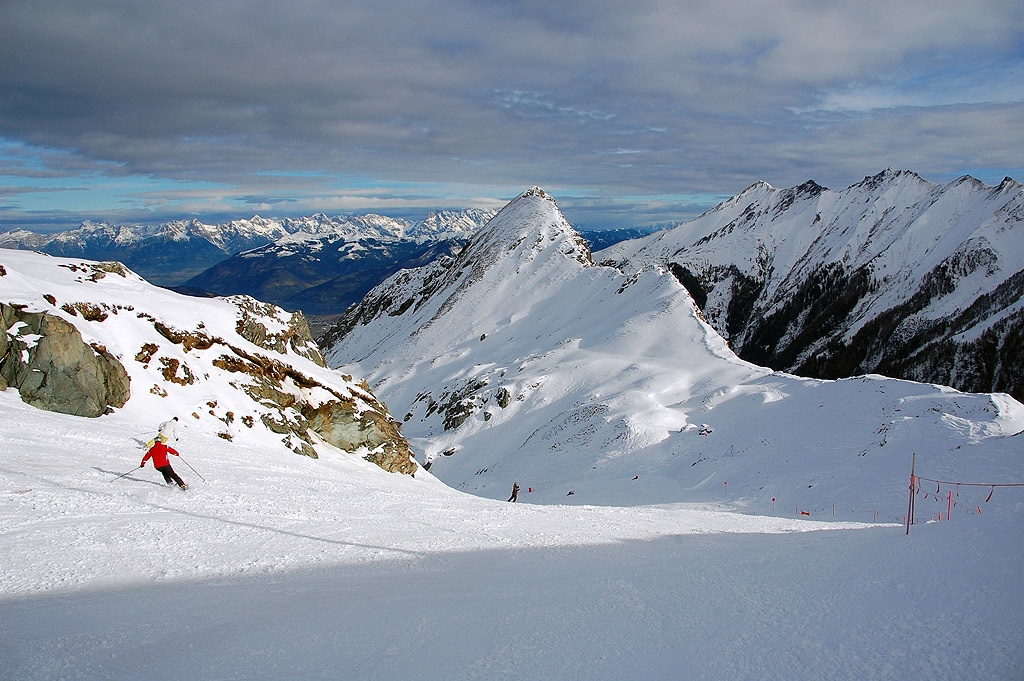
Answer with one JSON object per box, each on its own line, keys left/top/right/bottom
{"left": 0, "top": 303, "right": 131, "bottom": 417}
{"left": 232, "top": 296, "right": 326, "bottom": 366}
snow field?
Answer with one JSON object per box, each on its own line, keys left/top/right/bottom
{"left": 2, "top": 391, "right": 1023, "bottom": 680}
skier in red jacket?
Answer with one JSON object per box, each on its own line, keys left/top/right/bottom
{"left": 141, "top": 441, "right": 188, "bottom": 490}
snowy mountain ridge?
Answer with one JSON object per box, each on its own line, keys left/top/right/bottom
{"left": 324, "top": 187, "right": 1024, "bottom": 512}
{"left": 600, "top": 169, "right": 1024, "bottom": 398}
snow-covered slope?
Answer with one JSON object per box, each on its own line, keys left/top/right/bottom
{"left": 600, "top": 170, "right": 1024, "bottom": 399}
{"left": 324, "top": 188, "right": 1024, "bottom": 516}
{"left": 4, "top": 386, "right": 1023, "bottom": 680}
{"left": 0, "top": 248, "right": 415, "bottom": 470}
{"left": 3, "top": 215, "right": 1024, "bottom": 679}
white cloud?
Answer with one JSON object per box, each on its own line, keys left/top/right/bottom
{"left": 0, "top": 0, "right": 1022, "bottom": 229}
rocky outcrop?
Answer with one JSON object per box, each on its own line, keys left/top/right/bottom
{"left": 305, "top": 398, "right": 416, "bottom": 474}
{"left": 135, "top": 301, "right": 417, "bottom": 472}
{"left": 231, "top": 296, "right": 326, "bottom": 366}
{"left": 139, "top": 313, "right": 417, "bottom": 472}
{"left": 210, "top": 341, "right": 416, "bottom": 472}
{"left": 1, "top": 302, "right": 131, "bottom": 417}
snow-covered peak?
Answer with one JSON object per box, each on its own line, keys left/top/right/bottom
{"left": 325, "top": 186, "right": 1024, "bottom": 509}
{"left": 605, "top": 169, "right": 1022, "bottom": 297}
{"left": 452, "top": 186, "right": 592, "bottom": 273}
{"left": 0, "top": 228, "right": 48, "bottom": 249}
{"left": 599, "top": 170, "right": 1024, "bottom": 399}
{"left": 851, "top": 167, "right": 927, "bottom": 192}
{"left": 321, "top": 188, "right": 594, "bottom": 347}
{"left": 996, "top": 176, "right": 1023, "bottom": 192}
{"left": 409, "top": 208, "right": 499, "bottom": 238}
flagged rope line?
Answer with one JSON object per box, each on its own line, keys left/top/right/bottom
{"left": 913, "top": 475, "right": 1024, "bottom": 490}
{"left": 905, "top": 453, "right": 1024, "bottom": 534}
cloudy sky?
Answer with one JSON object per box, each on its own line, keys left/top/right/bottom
{"left": 2, "top": 0, "right": 1022, "bottom": 231}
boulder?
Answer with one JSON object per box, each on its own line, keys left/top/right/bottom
{"left": 305, "top": 401, "right": 417, "bottom": 475}
{"left": 0, "top": 303, "right": 131, "bottom": 417}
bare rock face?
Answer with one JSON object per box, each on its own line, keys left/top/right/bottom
{"left": 230, "top": 296, "right": 326, "bottom": 367}
{"left": 210, "top": 342, "right": 416, "bottom": 472}
{"left": 0, "top": 303, "right": 131, "bottom": 417}
{"left": 305, "top": 398, "right": 417, "bottom": 475}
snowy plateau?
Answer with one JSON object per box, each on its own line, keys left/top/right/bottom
{"left": 1, "top": 184, "right": 1024, "bottom": 680}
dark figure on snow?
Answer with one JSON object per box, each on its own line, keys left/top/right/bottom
{"left": 141, "top": 441, "right": 188, "bottom": 490}
{"left": 508, "top": 482, "right": 520, "bottom": 502}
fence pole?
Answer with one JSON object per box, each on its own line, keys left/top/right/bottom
{"left": 906, "top": 453, "right": 916, "bottom": 535}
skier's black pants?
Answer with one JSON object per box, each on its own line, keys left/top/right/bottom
{"left": 156, "top": 464, "right": 185, "bottom": 488}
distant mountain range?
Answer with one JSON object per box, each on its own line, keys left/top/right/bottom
{"left": 180, "top": 210, "right": 497, "bottom": 315}
{"left": 0, "top": 210, "right": 499, "bottom": 285}
{"left": 0, "top": 217, "right": 290, "bottom": 285}
{"left": 0, "top": 210, "right": 658, "bottom": 316}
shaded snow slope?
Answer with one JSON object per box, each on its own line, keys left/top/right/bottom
{"left": 1, "top": 390, "right": 1022, "bottom": 681}
{"left": 325, "top": 189, "right": 1024, "bottom": 520}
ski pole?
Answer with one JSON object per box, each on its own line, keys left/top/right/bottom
{"left": 177, "top": 456, "right": 206, "bottom": 483}
{"left": 112, "top": 466, "right": 142, "bottom": 482}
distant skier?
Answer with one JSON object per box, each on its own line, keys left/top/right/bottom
{"left": 141, "top": 440, "right": 188, "bottom": 490}
{"left": 508, "top": 482, "right": 520, "bottom": 502}
{"left": 146, "top": 416, "right": 179, "bottom": 448}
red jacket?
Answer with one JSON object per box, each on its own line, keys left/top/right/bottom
{"left": 142, "top": 441, "right": 179, "bottom": 468}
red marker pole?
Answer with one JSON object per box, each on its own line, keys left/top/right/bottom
{"left": 947, "top": 490, "right": 952, "bottom": 520}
